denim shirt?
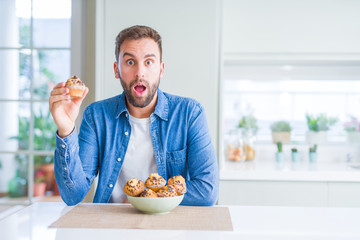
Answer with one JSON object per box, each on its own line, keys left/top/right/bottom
{"left": 54, "top": 89, "right": 219, "bottom": 206}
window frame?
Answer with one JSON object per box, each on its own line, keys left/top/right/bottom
{"left": 0, "top": 0, "right": 83, "bottom": 205}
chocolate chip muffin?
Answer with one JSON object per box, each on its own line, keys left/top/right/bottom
{"left": 168, "top": 175, "right": 187, "bottom": 195}
{"left": 157, "top": 185, "right": 177, "bottom": 197}
{"left": 65, "top": 75, "right": 86, "bottom": 98}
{"left": 139, "top": 188, "right": 158, "bottom": 198}
{"left": 123, "top": 178, "right": 145, "bottom": 196}
{"left": 167, "top": 175, "right": 185, "bottom": 185}
{"left": 172, "top": 182, "right": 187, "bottom": 195}
{"left": 145, "top": 173, "right": 166, "bottom": 192}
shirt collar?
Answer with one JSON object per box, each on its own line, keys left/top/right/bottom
{"left": 115, "top": 89, "right": 168, "bottom": 121}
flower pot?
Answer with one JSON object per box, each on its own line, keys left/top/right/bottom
{"left": 291, "top": 152, "right": 301, "bottom": 170}
{"left": 346, "top": 131, "right": 360, "bottom": 143}
{"left": 309, "top": 152, "right": 317, "bottom": 163}
{"left": 40, "top": 163, "right": 54, "bottom": 192}
{"left": 275, "top": 152, "right": 286, "bottom": 170}
{"left": 275, "top": 152, "right": 285, "bottom": 162}
{"left": 8, "top": 170, "right": 27, "bottom": 198}
{"left": 291, "top": 152, "right": 301, "bottom": 163}
{"left": 306, "top": 131, "right": 327, "bottom": 145}
{"left": 53, "top": 179, "right": 60, "bottom": 196}
{"left": 272, "top": 132, "right": 291, "bottom": 144}
{"left": 33, "top": 182, "right": 47, "bottom": 197}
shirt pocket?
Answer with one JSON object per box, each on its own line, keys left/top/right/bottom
{"left": 166, "top": 148, "right": 187, "bottom": 178}
{"left": 166, "top": 147, "right": 187, "bottom": 165}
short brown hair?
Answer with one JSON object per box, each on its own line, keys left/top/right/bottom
{"left": 115, "top": 25, "right": 162, "bottom": 62}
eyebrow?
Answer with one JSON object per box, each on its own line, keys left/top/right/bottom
{"left": 144, "top": 54, "right": 156, "bottom": 58}
{"left": 123, "top": 52, "right": 157, "bottom": 59}
{"left": 123, "top": 52, "right": 135, "bottom": 58}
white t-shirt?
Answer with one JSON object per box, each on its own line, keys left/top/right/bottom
{"left": 109, "top": 115, "right": 157, "bottom": 203}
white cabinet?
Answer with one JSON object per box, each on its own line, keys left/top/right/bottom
{"left": 222, "top": 0, "right": 360, "bottom": 54}
{"left": 219, "top": 180, "right": 327, "bottom": 206}
{"left": 328, "top": 182, "right": 360, "bottom": 207}
{"left": 219, "top": 180, "right": 360, "bottom": 207}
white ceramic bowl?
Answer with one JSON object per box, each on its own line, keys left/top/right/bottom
{"left": 127, "top": 195, "right": 184, "bottom": 214}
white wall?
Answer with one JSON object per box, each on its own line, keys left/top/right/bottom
{"left": 95, "top": 0, "right": 221, "bottom": 149}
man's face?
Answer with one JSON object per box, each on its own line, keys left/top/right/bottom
{"left": 114, "top": 38, "right": 164, "bottom": 108}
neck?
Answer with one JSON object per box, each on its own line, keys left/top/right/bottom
{"left": 126, "top": 93, "right": 158, "bottom": 118}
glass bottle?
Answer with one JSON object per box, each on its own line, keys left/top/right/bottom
{"left": 225, "top": 129, "right": 246, "bottom": 162}
{"left": 243, "top": 128, "right": 256, "bottom": 161}
{"left": 8, "top": 169, "right": 27, "bottom": 198}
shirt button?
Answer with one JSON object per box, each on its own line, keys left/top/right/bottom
{"left": 109, "top": 184, "right": 113, "bottom": 188}
{"left": 117, "top": 158, "right": 121, "bottom": 162}
{"left": 125, "top": 132, "right": 128, "bottom": 136}
{"left": 125, "top": 113, "right": 128, "bottom": 118}
{"left": 61, "top": 144, "right": 66, "bottom": 148}
{"left": 64, "top": 167, "right": 67, "bottom": 170}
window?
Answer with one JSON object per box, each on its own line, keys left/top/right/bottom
{"left": 0, "top": 0, "right": 72, "bottom": 203}
{"left": 223, "top": 63, "right": 360, "bottom": 142}
{"left": 221, "top": 61, "right": 360, "bottom": 166}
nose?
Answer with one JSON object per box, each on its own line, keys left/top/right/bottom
{"left": 135, "top": 65, "right": 145, "bottom": 79}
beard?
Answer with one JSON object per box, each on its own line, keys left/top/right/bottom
{"left": 120, "top": 75, "right": 160, "bottom": 108}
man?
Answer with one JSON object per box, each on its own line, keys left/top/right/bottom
{"left": 49, "top": 25, "right": 218, "bottom": 206}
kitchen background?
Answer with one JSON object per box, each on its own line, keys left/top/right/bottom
{"left": 0, "top": 0, "right": 360, "bottom": 207}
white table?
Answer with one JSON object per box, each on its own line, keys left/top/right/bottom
{"left": 0, "top": 202, "right": 359, "bottom": 240}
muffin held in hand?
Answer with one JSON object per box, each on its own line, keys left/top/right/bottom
{"left": 145, "top": 173, "right": 166, "bottom": 192}
{"left": 157, "top": 185, "right": 177, "bottom": 197}
{"left": 168, "top": 175, "right": 187, "bottom": 195}
{"left": 123, "top": 178, "right": 145, "bottom": 196}
{"left": 65, "top": 75, "right": 86, "bottom": 98}
{"left": 139, "top": 188, "right": 158, "bottom": 198}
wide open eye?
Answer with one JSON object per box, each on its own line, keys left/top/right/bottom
{"left": 126, "top": 59, "right": 135, "bottom": 66}
{"left": 145, "top": 60, "right": 153, "bottom": 66}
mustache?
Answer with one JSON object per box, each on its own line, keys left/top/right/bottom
{"left": 129, "top": 79, "right": 149, "bottom": 88}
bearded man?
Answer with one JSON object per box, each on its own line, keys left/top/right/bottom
{"left": 49, "top": 25, "right": 218, "bottom": 206}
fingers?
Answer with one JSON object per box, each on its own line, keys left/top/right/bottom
{"left": 49, "top": 94, "right": 70, "bottom": 112}
{"left": 53, "top": 82, "right": 66, "bottom": 89}
{"left": 82, "top": 87, "right": 89, "bottom": 99}
{"left": 51, "top": 87, "right": 69, "bottom": 96}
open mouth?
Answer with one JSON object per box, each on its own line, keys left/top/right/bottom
{"left": 133, "top": 82, "right": 147, "bottom": 96}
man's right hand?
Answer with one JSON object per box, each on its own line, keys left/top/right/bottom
{"left": 49, "top": 82, "right": 89, "bottom": 138}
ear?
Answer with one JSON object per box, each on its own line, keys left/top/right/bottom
{"left": 159, "top": 61, "right": 165, "bottom": 78}
{"left": 114, "top": 61, "right": 120, "bottom": 79}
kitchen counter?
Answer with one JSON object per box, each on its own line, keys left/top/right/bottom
{"left": 1, "top": 202, "right": 360, "bottom": 240}
{"left": 220, "top": 161, "right": 360, "bottom": 182}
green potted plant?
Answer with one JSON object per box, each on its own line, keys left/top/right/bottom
{"left": 238, "top": 115, "right": 258, "bottom": 132}
{"left": 343, "top": 116, "right": 360, "bottom": 143}
{"left": 270, "top": 121, "right": 291, "bottom": 144}
{"left": 8, "top": 168, "right": 27, "bottom": 198}
{"left": 291, "top": 147, "right": 301, "bottom": 170}
{"left": 11, "top": 110, "right": 57, "bottom": 193}
{"left": 291, "top": 148, "right": 300, "bottom": 162}
{"left": 305, "top": 113, "right": 338, "bottom": 145}
{"left": 309, "top": 144, "right": 317, "bottom": 163}
{"left": 275, "top": 141, "right": 284, "bottom": 162}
